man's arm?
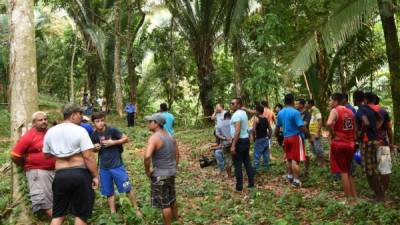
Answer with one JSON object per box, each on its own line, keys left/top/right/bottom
{"left": 241, "top": 107, "right": 256, "bottom": 115}
{"left": 267, "top": 120, "right": 272, "bottom": 138}
{"left": 10, "top": 136, "right": 29, "bottom": 167}
{"left": 11, "top": 155, "right": 24, "bottom": 167}
{"left": 144, "top": 136, "right": 157, "bottom": 177}
{"left": 326, "top": 109, "right": 338, "bottom": 139}
{"left": 102, "top": 134, "right": 129, "bottom": 147}
{"left": 174, "top": 140, "right": 180, "bottom": 166}
{"left": 252, "top": 117, "right": 258, "bottom": 141}
{"left": 82, "top": 149, "right": 99, "bottom": 189}
{"left": 230, "top": 121, "right": 241, "bottom": 155}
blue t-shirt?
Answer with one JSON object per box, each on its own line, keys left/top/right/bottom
{"left": 124, "top": 104, "right": 136, "bottom": 113}
{"left": 356, "top": 105, "right": 379, "bottom": 141}
{"left": 91, "top": 126, "right": 124, "bottom": 169}
{"left": 162, "top": 112, "right": 175, "bottom": 136}
{"left": 80, "top": 122, "right": 94, "bottom": 136}
{"left": 230, "top": 109, "right": 249, "bottom": 138}
{"left": 276, "top": 106, "right": 304, "bottom": 137}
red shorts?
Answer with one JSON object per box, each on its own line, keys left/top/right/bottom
{"left": 330, "top": 141, "right": 355, "bottom": 173}
{"left": 283, "top": 135, "right": 306, "bottom": 162}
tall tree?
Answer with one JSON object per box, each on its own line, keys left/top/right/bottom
{"left": 167, "top": 0, "right": 228, "bottom": 119}
{"left": 113, "top": 0, "right": 123, "bottom": 116}
{"left": 126, "top": 0, "right": 146, "bottom": 104}
{"left": 378, "top": 0, "right": 400, "bottom": 145}
{"left": 9, "top": 0, "right": 38, "bottom": 223}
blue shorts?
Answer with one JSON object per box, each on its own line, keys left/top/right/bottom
{"left": 100, "top": 165, "right": 132, "bottom": 197}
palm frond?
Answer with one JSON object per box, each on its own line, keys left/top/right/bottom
{"left": 224, "top": 0, "right": 249, "bottom": 37}
{"left": 83, "top": 23, "right": 107, "bottom": 70}
{"left": 290, "top": 0, "right": 377, "bottom": 74}
{"left": 0, "top": 14, "right": 8, "bottom": 35}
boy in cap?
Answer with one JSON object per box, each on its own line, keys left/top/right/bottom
{"left": 144, "top": 113, "right": 180, "bottom": 225}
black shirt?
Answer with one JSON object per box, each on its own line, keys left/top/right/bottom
{"left": 356, "top": 105, "right": 379, "bottom": 141}
{"left": 91, "top": 126, "right": 124, "bottom": 169}
{"left": 255, "top": 116, "right": 269, "bottom": 139}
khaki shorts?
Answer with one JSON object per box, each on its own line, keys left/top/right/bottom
{"left": 377, "top": 146, "right": 392, "bottom": 175}
{"left": 26, "top": 169, "right": 55, "bottom": 212}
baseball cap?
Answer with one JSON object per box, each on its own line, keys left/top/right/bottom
{"left": 63, "top": 103, "right": 84, "bottom": 116}
{"left": 145, "top": 113, "right": 166, "bottom": 125}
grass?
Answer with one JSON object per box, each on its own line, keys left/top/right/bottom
{"left": 1, "top": 110, "right": 400, "bottom": 224}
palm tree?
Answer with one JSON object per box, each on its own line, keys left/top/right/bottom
{"left": 167, "top": 0, "right": 229, "bottom": 118}
{"left": 289, "top": 0, "right": 400, "bottom": 143}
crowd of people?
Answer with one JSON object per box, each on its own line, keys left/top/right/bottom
{"left": 209, "top": 91, "right": 394, "bottom": 204}
{"left": 9, "top": 90, "right": 395, "bottom": 225}
{"left": 10, "top": 103, "right": 179, "bottom": 225}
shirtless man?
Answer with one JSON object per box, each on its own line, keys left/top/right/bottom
{"left": 43, "top": 103, "right": 98, "bottom": 225}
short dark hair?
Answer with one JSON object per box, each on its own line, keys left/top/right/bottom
{"left": 160, "top": 103, "right": 168, "bottom": 112}
{"left": 353, "top": 90, "right": 364, "bottom": 104}
{"left": 217, "top": 103, "right": 224, "bottom": 109}
{"left": 364, "top": 92, "right": 375, "bottom": 104}
{"left": 374, "top": 95, "right": 380, "bottom": 105}
{"left": 232, "top": 97, "right": 243, "bottom": 106}
{"left": 284, "top": 94, "right": 294, "bottom": 105}
{"left": 92, "top": 112, "right": 105, "bottom": 121}
{"left": 261, "top": 100, "right": 269, "bottom": 108}
{"left": 275, "top": 103, "right": 283, "bottom": 110}
{"left": 255, "top": 104, "right": 264, "bottom": 114}
{"left": 306, "top": 99, "right": 315, "bottom": 106}
{"left": 297, "top": 99, "right": 306, "bottom": 106}
{"left": 331, "top": 93, "right": 344, "bottom": 103}
{"left": 224, "top": 112, "right": 231, "bottom": 119}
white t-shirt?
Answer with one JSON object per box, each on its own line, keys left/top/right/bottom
{"left": 43, "top": 122, "right": 94, "bottom": 158}
{"left": 215, "top": 110, "right": 226, "bottom": 127}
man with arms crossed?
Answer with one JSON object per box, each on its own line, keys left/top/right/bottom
{"left": 144, "top": 113, "right": 180, "bottom": 225}
{"left": 275, "top": 94, "right": 308, "bottom": 187}
{"left": 43, "top": 104, "right": 99, "bottom": 225}
{"left": 11, "top": 111, "right": 55, "bottom": 217}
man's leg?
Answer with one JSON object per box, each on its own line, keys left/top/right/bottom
{"left": 45, "top": 209, "right": 53, "bottom": 218}
{"left": 50, "top": 217, "right": 65, "bottom": 225}
{"left": 127, "top": 191, "right": 142, "bottom": 216}
{"left": 107, "top": 195, "right": 117, "bottom": 213}
{"left": 171, "top": 202, "right": 179, "bottom": 220}
{"left": 233, "top": 145, "right": 244, "bottom": 191}
{"left": 349, "top": 176, "right": 357, "bottom": 198}
{"left": 367, "top": 175, "right": 384, "bottom": 202}
{"left": 243, "top": 147, "right": 255, "bottom": 188}
{"left": 162, "top": 207, "right": 173, "bottom": 225}
{"left": 340, "top": 173, "right": 352, "bottom": 198}
{"left": 253, "top": 139, "right": 262, "bottom": 172}
{"left": 214, "top": 149, "right": 225, "bottom": 172}
{"left": 381, "top": 174, "right": 390, "bottom": 192}
{"left": 286, "top": 160, "right": 293, "bottom": 180}
{"left": 74, "top": 217, "right": 87, "bottom": 225}
{"left": 291, "top": 160, "right": 300, "bottom": 180}
{"left": 315, "top": 138, "right": 325, "bottom": 167}
{"left": 262, "top": 138, "right": 270, "bottom": 170}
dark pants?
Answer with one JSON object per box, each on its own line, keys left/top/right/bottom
{"left": 233, "top": 138, "right": 255, "bottom": 191}
{"left": 127, "top": 112, "right": 135, "bottom": 127}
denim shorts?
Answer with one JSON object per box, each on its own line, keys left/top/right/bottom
{"left": 100, "top": 165, "right": 132, "bottom": 196}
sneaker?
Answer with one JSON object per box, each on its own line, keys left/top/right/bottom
{"left": 282, "top": 175, "right": 293, "bottom": 183}
{"left": 292, "top": 180, "right": 301, "bottom": 188}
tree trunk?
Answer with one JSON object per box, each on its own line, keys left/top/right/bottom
{"left": 113, "top": 0, "right": 123, "bottom": 117}
{"left": 69, "top": 34, "right": 78, "bottom": 103}
{"left": 86, "top": 50, "right": 97, "bottom": 104}
{"left": 315, "top": 31, "right": 329, "bottom": 118}
{"left": 378, "top": 0, "right": 400, "bottom": 145}
{"left": 169, "top": 16, "right": 176, "bottom": 110}
{"left": 232, "top": 35, "right": 244, "bottom": 98}
{"left": 193, "top": 41, "right": 214, "bottom": 121}
{"left": 9, "top": 0, "right": 37, "bottom": 223}
{"left": 126, "top": 2, "right": 145, "bottom": 104}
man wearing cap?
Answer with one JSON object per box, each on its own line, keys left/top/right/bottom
{"left": 90, "top": 112, "right": 141, "bottom": 215}
{"left": 144, "top": 113, "right": 180, "bottom": 225}
{"left": 43, "top": 103, "right": 98, "bottom": 225}
{"left": 11, "top": 111, "right": 55, "bottom": 217}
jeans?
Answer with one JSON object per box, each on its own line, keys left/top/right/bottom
{"left": 214, "top": 149, "right": 225, "bottom": 171}
{"left": 311, "top": 137, "right": 323, "bottom": 157}
{"left": 233, "top": 138, "right": 255, "bottom": 191}
{"left": 253, "top": 137, "right": 270, "bottom": 171}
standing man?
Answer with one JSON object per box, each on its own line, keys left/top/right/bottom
{"left": 368, "top": 94, "right": 393, "bottom": 195}
{"left": 124, "top": 102, "right": 136, "bottom": 127}
{"left": 297, "top": 99, "right": 311, "bottom": 175}
{"left": 90, "top": 112, "right": 141, "bottom": 215}
{"left": 326, "top": 93, "right": 357, "bottom": 202}
{"left": 252, "top": 105, "right": 272, "bottom": 172}
{"left": 43, "top": 104, "right": 99, "bottom": 225}
{"left": 230, "top": 98, "right": 255, "bottom": 192}
{"left": 160, "top": 103, "right": 175, "bottom": 137}
{"left": 306, "top": 99, "right": 325, "bottom": 167}
{"left": 11, "top": 111, "right": 55, "bottom": 217}
{"left": 211, "top": 103, "right": 226, "bottom": 143}
{"left": 353, "top": 91, "right": 384, "bottom": 202}
{"left": 144, "top": 113, "right": 180, "bottom": 225}
{"left": 275, "top": 94, "right": 308, "bottom": 187}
